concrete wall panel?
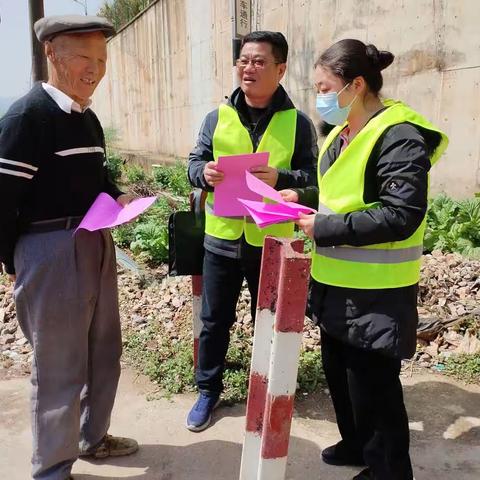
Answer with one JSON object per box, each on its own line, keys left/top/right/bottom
{"left": 93, "top": 0, "right": 480, "bottom": 197}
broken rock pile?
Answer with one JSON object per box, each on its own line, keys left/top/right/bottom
{"left": 0, "top": 283, "right": 32, "bottom": 379}
{"left": 416, "top": 251, "right": 480, "bottom": 367}
{"left": 1, "top": 250, "right": 479, "bottom": 380}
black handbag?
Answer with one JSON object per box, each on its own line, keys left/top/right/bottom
{"left": 168, "top": 190, "right": 205, "bottom": 276}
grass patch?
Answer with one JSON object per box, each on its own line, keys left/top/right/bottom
{"left": 124, "top": 324, "right": 196, "bottom": 397}
{"left": 444, "top": 353, "right": 480, "bottom": 384}
{"left": 124, "top": 322, "right": 325, "bottom": 403}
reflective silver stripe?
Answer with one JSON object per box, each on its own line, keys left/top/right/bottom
{"left": 0, "top": 158, "right": 38, "bottom": 171}
{"left": 55, "top": 146, "right": 105, "bottom": 156}
{"left": 318, "top": 202, "right": 335, "bottom": 215}
{"left": 315, "top": 245, "right": 423, "bottom": 264}
{"left": 205, "top": 202, "right": 244, "bottom": 220}
{"left": 0, "top": 167, "right": 33, "bottom": 179}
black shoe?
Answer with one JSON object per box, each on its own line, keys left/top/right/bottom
{"left": 352, "top": 468, "right": 373, "bottom": 479}
{"left": 321, "top": 441, "right": 365, "bottom": 466}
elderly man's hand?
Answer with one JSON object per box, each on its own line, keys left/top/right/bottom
{"left": 204, "top": 161, "right": 224, "bottom": 187}
{"left": 116, "top": 194, "right": 135, "bottom": 207}
{"left": 249, "top": 165, "right": 279, "bottom": 188}
{"left": 116, "top": 194, "right": 138, "bottom": 224}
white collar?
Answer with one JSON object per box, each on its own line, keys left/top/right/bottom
{"left": 42, "top": 83, "right": 92, "bottom": 114}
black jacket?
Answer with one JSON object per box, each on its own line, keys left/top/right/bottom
{"left": 298, "top": 121, "right": 442, "bottom": 359}
{"left": 188, "top": 85, "right": 318, "bottom": 258}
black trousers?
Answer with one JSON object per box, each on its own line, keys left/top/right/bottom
{"left": 321, "top": 330, "right": 414, "bottom": 480}
{"left": 196, "top": 247, "right": 262, "bottom": 393}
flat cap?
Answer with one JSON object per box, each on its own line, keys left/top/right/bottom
{"left": 34, "top": 15, "right": 116, "bottom": 42}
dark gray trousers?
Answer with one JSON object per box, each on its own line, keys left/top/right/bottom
{"left": 14, "top": 229, "right": 122, "bottom": 480}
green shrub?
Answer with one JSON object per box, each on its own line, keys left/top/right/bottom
{"left": 424, "top": 194, "right": 480, "bottom": 259}
{"left": 153, "top": 161, "right": 190, "bottom": 198}
{"left": 112, "top": 223, "right": 136, "bottom": 248}
{"left": 295, "top": 228, "right": 313, "bottom": 254}
{"left": 105, "top": 151, "right": 124, "bottom": 184}
{"left": 297, "top": 349, "right": 325, "bottom": 393}
{"left": 130, "top": 221, "right": 169, "bottom": 265}
{"left": 124, "top": 163, "right": 147, "bottom": 184}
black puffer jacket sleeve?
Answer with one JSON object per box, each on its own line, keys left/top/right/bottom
{"left": 187, "top": 110, "right": 218, "bottom": 193}
{"left": 313, "top": 123, "right": 431, "bottom": 247}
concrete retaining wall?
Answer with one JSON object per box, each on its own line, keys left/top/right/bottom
{"left": 93, "top": 0, "right": 480, "bottom": 197}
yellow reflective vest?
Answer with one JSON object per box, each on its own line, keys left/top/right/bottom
{"left": 205, "top": 103, "right": 297, "bottom": 247}
{"left": 311, "top": 100, "right": 448, "bottom": 289}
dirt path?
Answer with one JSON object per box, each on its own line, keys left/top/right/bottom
{"left": 1, "top": 368, "right": 479, "bottom": 479}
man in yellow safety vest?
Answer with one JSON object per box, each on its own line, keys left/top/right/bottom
{"left": 186, "top": 31, "right": 318, "bottom": 431}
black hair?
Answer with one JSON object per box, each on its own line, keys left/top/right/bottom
{"left": 241, "top": 31, "right": 288, "bottom": 63}
{"left": 315, "top": 39, "right": 394, "bottom": 95}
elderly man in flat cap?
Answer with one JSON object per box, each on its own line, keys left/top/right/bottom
{"left": 0, "top": 15, "right": 138, "bottom": 480}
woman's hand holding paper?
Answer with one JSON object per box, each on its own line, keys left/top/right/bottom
{"left": 295, "top": 211, "right": 316, "bottom": 240}
{"left": 279, "top": 189, "right": 299, "bottom": 203}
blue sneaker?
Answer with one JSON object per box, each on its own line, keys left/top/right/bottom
{"left": 186, "top": 392, "right": 221, "bottom": 432}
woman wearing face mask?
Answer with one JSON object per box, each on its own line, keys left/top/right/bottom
{"left": 281, "top": 39, "right": 448, "bottom": 480}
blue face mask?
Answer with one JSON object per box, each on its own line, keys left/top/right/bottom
{"left": 316, "top": 83, "right": 357, "bottom": 126}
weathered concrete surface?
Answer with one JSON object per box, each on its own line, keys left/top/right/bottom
{"left": 94, "top": 0, "right": 480, "bottom": 198}
{"left": 1, "top": 368, "right": 479, "bottom": 479}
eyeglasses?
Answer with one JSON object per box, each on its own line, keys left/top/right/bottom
{"left": 236, "top": 58, "right": 281, "bottom": 70}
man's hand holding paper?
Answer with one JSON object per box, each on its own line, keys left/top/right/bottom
{"left": 213, "top": 152, "right": 269, "bottom": 216}
{"left": 249, "top": 165, "right": 279, "bottom": 187}
{"left": 204, "top": 161, "right": 225, "bottom": 187}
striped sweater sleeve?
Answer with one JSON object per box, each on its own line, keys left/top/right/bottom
{"left": 0, "top": 113, "right": 38, "bottom": 274}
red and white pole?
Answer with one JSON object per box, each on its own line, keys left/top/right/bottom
{"left": 192, "top": 275, "right": 203, "bottom": 369}
{"left": 258, "top": 244, "right": 310, "bottom": 478}
{"left": 239, "top": 237, "right": 310, "bottom": 480}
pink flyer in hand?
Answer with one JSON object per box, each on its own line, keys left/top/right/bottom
{"left": 213, "top": 152, "right": 269, "bottom": 217}
{"left": 237, "top": 171, "right": 316, "bottom": 228}
{"left": 239, "top": 199, "right": 297, "bottom": 228}
{"left": 75, "top": 193, "right": 157, "bottom": 233}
